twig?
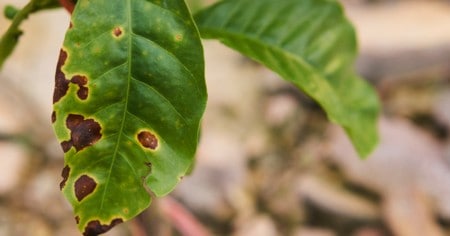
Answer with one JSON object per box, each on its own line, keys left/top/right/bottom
{"left": 0, "top": 0, "right": 61, "bottom": 70}
{"left": 58, "top": 0, "right": 75, "bottom": 13}
{"left": 159, "top": 196, "right": 211, "bottom": 236}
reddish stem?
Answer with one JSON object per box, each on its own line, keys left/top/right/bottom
{"left": 58, "top": 0, "right": 75, "bottom": 13}
{"left": 159, "top": 197, "right": 211, "bottom": 236}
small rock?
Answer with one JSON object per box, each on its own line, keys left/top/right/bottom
{"left": 297, "top": 175, "right": 380, "bottom": 220}
{"left": 264, "top": 95, "right": 299, "bottom": 126}
{"left": 383, "top": 189, "right": 444, "bottom": 236}
{"left": 24, "top": 167, "right": 71, "bottom": 221}
{"left": 433, "top": 90, "right": 450, "bottom": 128}
{"left": 326, "top": 117, "right": 450, "bottom": 219}
{"left": 234, "top": 215, "right": 278, "bottom": 236}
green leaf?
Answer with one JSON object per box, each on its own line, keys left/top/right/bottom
{"left": 52, "top": 0, "right": 206, "bottom": 234}
{"left": 194, "top": 0, "right": 379, "bottom": 157}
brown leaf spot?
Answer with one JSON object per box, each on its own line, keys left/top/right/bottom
{"left": 83, "top": 218, "right": 123, "bottom": 236}
{"left": 113, "top": 27, "right": 122, "bottom": 37}
{"left": 51, "top": 111, "right": 56, "bottom": 123}
{"left": 77, "top": 87, "right": 89, "bottom": 100}
{"left": 175, "top": 34, "right": 183, "bottom": 42}
{"left": 74, "top": 175, "right": 97, "bottom": 201}
{"left": 63, "top": 114, "right": 102, "bottom": 152}
{"left": 138, "top": 131, "right": 158, "bottom": 150}
{"left": 145, "top": 162, "right": 152, "bottom": 169}
{"left": 71, "top": 75, "right": 89, "bottom": 100}
{"left": 70, "top": 75, "right": 87, "bottom": 85}
{"left": 59, "top": 165, "right": 70, "bottom": 190}
{"left": 61, "top": 140, "right": 72, "bottom": 153}
{"left": 75, "top": 216, "right": 80, "bottom": 224}
{"left": 53, "top": 49, "right": 70, "bottom": 103}
{"left": 53, "top": 50, "right": 90, "bottom": 102}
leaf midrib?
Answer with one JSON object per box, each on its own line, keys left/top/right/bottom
{"left": 98, "top": 0, "right": 134, "bottom": 213}
{"left": 200, "top": 28, "right": 347, "bottom": 123}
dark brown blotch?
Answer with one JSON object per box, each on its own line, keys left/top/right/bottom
{"left": 138, "top": 131, "right": 158, "bottom": 150}
{"left": 53, "top": 49, "right": 70, "bottom": 103}
{"left": 59, "top": 165, "right": 70, "bottom": 190}
{"left": 74, "top": 175, "right": 97, "bottom": 201}
{"left": 51, "top": 111, "right": 56, "bottom": 123}
{"left": 71, "top": 75, "right": 89, "bottom": 100}
{"left": 61, "top": 140, "right": 72, "bottom": 153}
{"left": 62, "top": 114, "right": 102, "bottom": 152}
{"left": 83, "top": 218, "right": 123, "bottom": 236}
{"left": 75, "top": 216, "right": 80, "bottom": 224}
{"left": 113, "top": 27, "right": 122, "bottom": 37}
{"left": 145, "top": 162, "right": 152, "bottom": 169}
{"left": 53, "top": 49, "right": 90, "bottom": 102}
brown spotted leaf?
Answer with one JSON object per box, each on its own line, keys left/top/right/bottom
{"left": 52, "top": 0, "right": 206, "bottom": 234}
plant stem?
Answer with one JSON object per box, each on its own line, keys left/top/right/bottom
{"left": 0, "top": 0, "right": 60, "bottom": 70}
{"left": 159, "top": 197, "right": 211, "bottom": 236}
{"left": 58, "top": 0, "right": 75, "bottom": 13}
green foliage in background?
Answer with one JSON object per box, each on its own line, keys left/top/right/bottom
{"left": 195, "top": 0, "right": 379, "bottom": 157}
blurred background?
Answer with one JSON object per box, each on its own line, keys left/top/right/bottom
{"left": 0, "top": 0, "right": 450, "bottom": 235}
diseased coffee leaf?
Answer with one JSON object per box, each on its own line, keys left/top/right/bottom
{"left": 52, "top": 0, "right": 206, "bottom": 234}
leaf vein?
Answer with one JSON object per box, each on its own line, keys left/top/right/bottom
{"left": 130, "top": 77, "right": 188, "bottom": 124}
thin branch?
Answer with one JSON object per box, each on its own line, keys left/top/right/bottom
{"left": 58, "top": 0, "right": 75, "bottom": 13}
{"left": 159, "top": 197, "right": 211, "bottom": 236}
{"left": 0, "top": 0, "right": 62, "bottom": 70}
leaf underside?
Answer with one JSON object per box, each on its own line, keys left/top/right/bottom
{"left": 52, "top": 0, "right": 206, "bottom": 235}
{"left": 195, "top": 0, "right": 379, "bottom": 157}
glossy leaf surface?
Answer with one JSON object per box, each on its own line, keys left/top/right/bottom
{"left": 52, "top": 0, "right": 206, "bottom": 234}
{"left": 195, "top": 0, "right": 379, "bottom": 157}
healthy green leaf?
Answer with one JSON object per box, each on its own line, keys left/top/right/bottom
{"left": 195, "top": 0, "right": 379, "bottom": 157}
{"left": 52, "top": 0, "right": 206, "bottom": 234}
